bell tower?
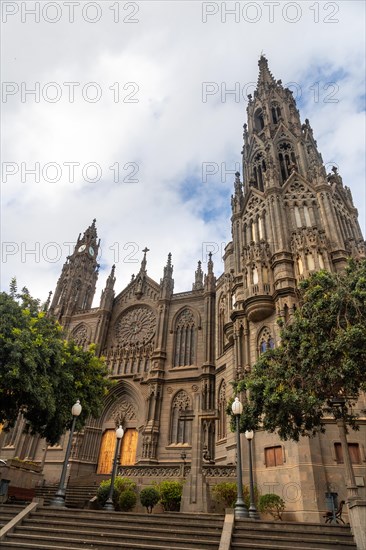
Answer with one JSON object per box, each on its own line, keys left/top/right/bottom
{"left": 225, "top": 55, "right": 365, "bottom": 375}
{"left": 49, "top": 219, "right": 100, "bottom": 325}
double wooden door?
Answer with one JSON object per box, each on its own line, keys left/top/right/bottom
{"left": 97, "top": 429, "right": 137, "bottom": 474}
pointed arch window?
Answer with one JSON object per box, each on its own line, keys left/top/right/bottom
{"left": 304, "top": 205, "right": 311, "bottom": 227}
{"left": 258, "top": 327, "right": 275, "bottom": 355}
{"left": 272, "top": 104, "right": 281, "bottom": 124}
{"left": 297, "top": 256, "right": 304, "bottom": 276}
{"left": 254, "top": 108, "right": 265, "bottom": 132}
{"left": 306, "top": 251, "right": 315, "bottom": 271}
{"left": 318, "top": 252, "right": 325, "bottom": 269}
{"left": 174, "top": 309, "right": 196, "bottom": 367}
{"left": 294, "top": 206, "right": 302, "bottom": 228}
{"left": 71, "top": 323, "right": 89, "bottom": 348}
{"left": 253, "top": 152, "right": 267, "bottom": 192}
{"left": 278, "top": 142, "right": 297, "bottom": 183}
{"left": 258, "top": 217, "right": 263, "bottom": 240}
{"left": 170, "top": 390, "right": 192, "bottom": 444}
{"left": 218, "top": 296, "right": 225, "bottom": 356}
{"left": 217, "top": 380, "right": 227, "bottom": 441}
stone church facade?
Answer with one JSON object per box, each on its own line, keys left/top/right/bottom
{"left": 1, "top": 57, "right": 365, "bottom": 521}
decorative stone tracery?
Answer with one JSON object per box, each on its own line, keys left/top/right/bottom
{"left": 71, "top": 324, "right": 89, "bottom": 347}
{"left": 115, "top": 306, "right": 156, "bottom": 346}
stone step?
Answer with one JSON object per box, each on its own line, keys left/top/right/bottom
{"left": 4, "top": 532, "right": 220, "bottom": 550}
{"left": 0, "top": 504, "right": 26, "bottom": 527}
{"left": 31, "top": 507, "right": 224, "bottom": 526}
{"left": 22, "top": 517, "right": 222, "bottom": 535}
{"left": 234, "top": 524, "right": 355, "bottom": 540}
{"left": 232, "top": 519, "right": 356, "bottom": 550}
{"left": 231, "top": 533, "right": 356, "bottom": 549}
{"left": 231, "top": 544, "right": 354, "bottom": 550}
{"left": 235, "top": 518, "right": 352, "bottom": 534}
{"left": 1, "top": 540, "right": 202, "bottom": 550}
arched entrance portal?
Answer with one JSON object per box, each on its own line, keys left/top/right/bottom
{"left": 97, "top": 385, "right": 142, "bottom": 475}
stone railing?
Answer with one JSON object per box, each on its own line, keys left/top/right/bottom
{"left": 203, "top": 465, "right": 236, "bottom": 477}
{"left": 118, "top": 464, "right": 190, "bottom": 478}
{"left": 117, "top": 463, "right": 236, "bottom": 479}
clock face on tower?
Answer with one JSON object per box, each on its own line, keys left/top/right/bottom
{"left": 78, "top": 244, "right": 86, "bottom": 252}
{"left": 89, "top": 246, "right": 95, "bottom": 256}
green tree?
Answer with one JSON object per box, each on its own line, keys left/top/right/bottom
{"left": 233, "top": 260, "right": 366, "bottom": 441}
{"left": 0, "top": 287, "right": 112, "bottom": 445}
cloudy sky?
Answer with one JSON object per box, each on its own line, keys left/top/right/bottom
{"left": 1, "top": 1, "right": 365, "bottom": 304}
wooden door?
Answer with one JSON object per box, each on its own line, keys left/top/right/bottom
{"left": 120, "top": 429, "right": 137, "bottom": 465}
{"left": 97, "top": 430, "right": 115, "bottom": 474}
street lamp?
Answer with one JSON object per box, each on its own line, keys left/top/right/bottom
{"left": 245, "top": 430, "right": 259, "bottom": 519}
{"left": 103, "top": 425, "right": 124, "bottom": 511}
{"left": 231, "top": 397, "right": 249, "bottom": 518}
{"left": 50, "top": 399, "right": 82, "bottom": 507}
{"left": 330, "top": 398, "right": 359, "bottom": 502}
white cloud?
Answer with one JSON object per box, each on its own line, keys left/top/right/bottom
{"left": 1, "top": 1, "right": 365, "bottom": 303}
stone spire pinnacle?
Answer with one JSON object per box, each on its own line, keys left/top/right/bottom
{"left": 231, "top": 171, "right": 244, "bottom": 213}
{"left": 100, "top": 264, "right": 115, "bottom": 309}
{"left": 160, "top": 253, "right": 174, "bottom": 299}
{"left": 204, "top": 252, "right": 216, "bottom": 292}
{"left": 106, "top": 264, "right": 116, "bottom": 289}
{"left": 257, "top": 55, "right": 276, "bottom": 87}
{"left": 192, "top": 260, "right": 204, "bottom": 291}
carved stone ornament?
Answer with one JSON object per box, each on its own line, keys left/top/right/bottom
{"left": 172, "top": 390, "right": 191, "bottom": 411}
{"left": 71, "top": 324, "right": 89, "bottom": 346}
{"left": 111, "top": 401, "right": 137, "bottom": 424}
{"left": 115, "top": 306, "right": 156, "bottom": 346}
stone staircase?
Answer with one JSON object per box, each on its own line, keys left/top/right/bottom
{"left": 0, "top": 504, "right": 25, "bottom": 528}
{"left": 0, "top": 506, "right": 225, "bottom": 549}
{"left": 231, "top": 518, "right": 357, "bottom": 550}
{"left": 35, "top": 484, "right": 98, "bottom": 508}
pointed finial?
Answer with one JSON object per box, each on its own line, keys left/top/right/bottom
{"left": 140, "top": 247, "right": 150, "bottom": 272}
{"left": 160, "top": 252, "right": 174, "bottom": 297}
{"left": 44, "top": 290, "right": 52, "bottom": 311}
{"left": 257, "top": 55, "right": 276, "bottom": 88}
{"left": 204, "top": 252, "right": 216, "bottom": 291}
{"left": 208, "top": 252, "right": 213, "bottom": 273}
{"left": 192, "top": 260, "right": 204, "bottom": 291}
{"left": 106, "top": 264, "right": 116, "bottom": 286}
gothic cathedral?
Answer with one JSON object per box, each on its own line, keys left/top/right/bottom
{"left": 2, "top": 56, "right": 365, "bottom": 521}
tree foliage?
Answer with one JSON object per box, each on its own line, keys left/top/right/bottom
{"left": 234, "top": 259, "right": 366, "bottom": 441}
{"left": 0, "top": 286, "right": 112, "bottom": 444}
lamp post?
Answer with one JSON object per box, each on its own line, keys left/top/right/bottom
{"left": 104, "top": 425, "right": 124, "bottom": 511}
{"left": 330, "top": 398, "right": 359, "bottom": 502}
{"left": 245, "top": 430, "right": 259, "bottom": 519}
{"left": 50, "top": 399, "right": 82, "bottom": 507}
{"left": 231, "top": 397, "right": 249, "bottom": 519}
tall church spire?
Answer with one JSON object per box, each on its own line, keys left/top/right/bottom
{"left": 226, "top": 56, "right": 365, "bottom": 325}
{"left": 49, "top": 220, "right": 100, "bottom": 323}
